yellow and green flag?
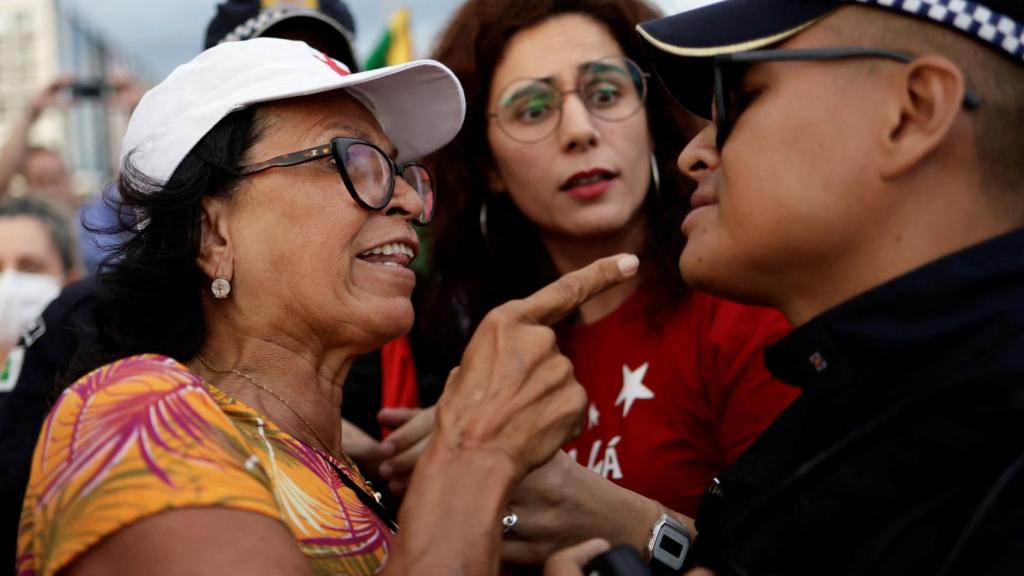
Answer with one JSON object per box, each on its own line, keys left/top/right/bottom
{"left": 365, "top": 8, "right": 413, "bottom": 69}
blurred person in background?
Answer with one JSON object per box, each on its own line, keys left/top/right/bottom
{"left": 0, "top": 76, "right": 78, "bottom": 209}
{"left": 18, "top": 147, "right": 74, "bottom": 208}
{"left": 204, "top": 0, "right": 359, "bottom": 71}
{"left": 0, "top": 73, "right": 146, "bottom": 276}
{"left": 0, "top": 196, "right": 78, "bottom": 365}
{"left": 0, "top": 75, "right": 145, "bottom": 208}
{"left": 364, "top": 0, "right": 799, "bottom": 572}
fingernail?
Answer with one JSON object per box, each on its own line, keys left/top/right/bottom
{"left": 379, "top": 463, "right": 393, "bottom": 477}
{"left": 381, "top": 442, "right": 397, "bottom": 456}
{"left": 617, "top": 255, "right": 639, "bottom": 276}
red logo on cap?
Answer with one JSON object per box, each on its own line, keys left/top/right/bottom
{"left": 315, "top": 52, "right": 351, "bottom": 77}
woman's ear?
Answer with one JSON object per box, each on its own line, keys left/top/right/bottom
{"left": 197, "top": 196, "right": 233, "bottom": 281}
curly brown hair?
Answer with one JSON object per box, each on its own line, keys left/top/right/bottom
{"left": 413, "top": 0, "right": 701, "bottom": 378}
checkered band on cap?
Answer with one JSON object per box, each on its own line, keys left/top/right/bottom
{"left": 852, "top": 0, "right": 1024, "bottom": 62}
{"left": 219, "top": 8, "right": 288, "bottom": 42}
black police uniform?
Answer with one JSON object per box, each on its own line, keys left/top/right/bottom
{"left": 692, "top": 230, "right": 1024, "bottom": 575}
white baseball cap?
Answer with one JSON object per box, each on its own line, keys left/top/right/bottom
{"left": 121, "top": 37, "right": 465, "bottom": 184}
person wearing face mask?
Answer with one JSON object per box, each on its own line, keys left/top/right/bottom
{"left": 0, "top": 196, "right": 78, "bottom": 369}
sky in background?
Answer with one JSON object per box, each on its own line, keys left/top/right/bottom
{"left": 61, "top": 0, "right": 724, "bottom": 81}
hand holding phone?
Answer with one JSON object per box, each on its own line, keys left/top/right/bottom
{"left": 68, "top": 79, "right": 107, "bottom": 99}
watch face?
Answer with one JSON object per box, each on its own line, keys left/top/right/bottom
{"left": 658, "top": 535, "right": 685, "bottom": 557}
{"left": 652, "top": 524, "right": 690, "bottom": 570}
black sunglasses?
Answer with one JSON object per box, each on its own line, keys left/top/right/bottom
{"left": 238, "top": 136, "right": 436, "bottom": 225}
{"left": 712, "top": 47, "right": 984, "bottom": 149}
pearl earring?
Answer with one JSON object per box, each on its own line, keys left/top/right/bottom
{"left": 211, "top": 277, "right": 231, "bottom": 299}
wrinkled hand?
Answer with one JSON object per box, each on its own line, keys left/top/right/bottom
{"left": 503, "top": 451, "right": 626, "bottom": 564}
{"left": 381, "top": 255, "right": 638, "bottom": 576}
{"left": 377, "top": 406, "right": 435, "bottom": 496}
{"left": 503, "top": 451, "right": 587, "bottom": 564}
{"left": 433, "top": 254, "right": 639, "bottom": 481}
{"left": 341, "top": 418, "right": 394, "bottom": 474}
{"left": 543, "top": 539, "right": 610, "bottom": 576}
{"left": 503, "top": 450, "right": 675, "bottom": 566}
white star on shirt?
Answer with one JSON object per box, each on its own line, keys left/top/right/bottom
{"left": 615, "top": 362, "right": 654, "bottom": 419}
{"left": 588, "top": 403, "right": 601, "bottom": 429}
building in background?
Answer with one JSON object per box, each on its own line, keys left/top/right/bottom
{"left": 0, "top": 0, "right": 148, "bottom": 198}
{"left": 0, "top": 0, "right": 61, "bottom": 147}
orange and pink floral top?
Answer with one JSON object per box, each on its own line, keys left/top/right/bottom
{"left": 17, "top": 354, "right": 392, "bottom": 576}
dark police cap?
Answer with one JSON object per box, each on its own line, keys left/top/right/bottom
{"left": 638, "top": 0, "right": 1024, "bottom": 119}
{"left": 205, "top": 0, "right": 358, "bottom": 70}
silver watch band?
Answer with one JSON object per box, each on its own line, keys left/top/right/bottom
{"left": 646, "top": 508, "right": 691, "bottom": 573}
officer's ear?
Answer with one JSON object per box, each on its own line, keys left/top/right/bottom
{"left": 879, "top": 54, "right": 970, "bottom": 179}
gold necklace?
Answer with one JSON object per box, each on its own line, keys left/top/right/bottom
{"left": 196, "top": 353, "right": 340, "bottom": 460}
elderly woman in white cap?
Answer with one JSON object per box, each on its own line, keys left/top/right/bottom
{"left": 16, "top": 38, "right": 636, "bottom": 576}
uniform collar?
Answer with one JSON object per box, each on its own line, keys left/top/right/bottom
{"left": 765, "top": 227, "right": 1024, "bottom": 394}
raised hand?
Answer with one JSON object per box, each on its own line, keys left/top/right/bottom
{"left": 433, "top": 253, "right": 640, "bottom": 479}
{"left": 384, "top": 254, "right": 639, "bottom": 576}
{"left": 28, "top": 76, "right": 75, "bottom": 118}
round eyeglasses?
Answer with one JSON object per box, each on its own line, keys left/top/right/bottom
{"left": 238, "top": 137, "right": 436, "bottom": 225}
{"left": 489, "top": 56, "right": 649, "bottom": 144}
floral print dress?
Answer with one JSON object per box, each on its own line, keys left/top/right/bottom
{"left": 17, "top": 354, "right": 392, "bottom": 576}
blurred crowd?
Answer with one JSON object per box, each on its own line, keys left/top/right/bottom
{"left": 1, "top": 0, "right": 1023, "bottom": 575}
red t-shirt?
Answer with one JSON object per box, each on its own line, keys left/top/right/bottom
{"left": 560, "top": 288, "right": 799, "bottom": 517}
{"left": 378, "top": 337, "right": 420, "bottom": 438}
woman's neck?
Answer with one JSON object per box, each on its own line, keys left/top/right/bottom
{"left": 189, "top": 328, "right": 354, "bottom": 459}
{"left": 541, "top": 216, "right": 647, "bottom": 325}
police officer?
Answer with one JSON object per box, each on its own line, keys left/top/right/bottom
{"left": 638, "top": 0, "right": 1024, "bottom": 574}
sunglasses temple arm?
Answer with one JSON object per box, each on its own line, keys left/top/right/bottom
{"left": 713, "top": 64, "right": 728, "bottom": 150}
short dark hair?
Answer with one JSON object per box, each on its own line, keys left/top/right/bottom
{"left": 68, "top": 107, "right": 267, "bottom": 381}
{"left": 827, "top": 6, "right": 1024, "bottom": 199}
{"left": 0, "top": 195, "right": 76, "bottom": 273}
{"left": 414, "top": 0, "right": 700, "bottom": 376}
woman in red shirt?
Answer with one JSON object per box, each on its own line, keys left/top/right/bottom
{"left": 376, "top": 0, "right": 800, "bottom": 567}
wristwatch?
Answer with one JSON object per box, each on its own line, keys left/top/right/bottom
{"left": 646, "top": 509, "right": 690, "bottom": 574}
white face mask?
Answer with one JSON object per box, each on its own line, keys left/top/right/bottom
{"left": 0, "top": 270, "right": 61, "bottom": 345}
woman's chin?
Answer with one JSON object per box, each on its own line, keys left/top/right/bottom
{"left": 361, "top": 302, "right": 415, "bottom": 346}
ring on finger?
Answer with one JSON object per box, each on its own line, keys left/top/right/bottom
{"left": 501, "top": 510, "right": 519, "bottom": 535}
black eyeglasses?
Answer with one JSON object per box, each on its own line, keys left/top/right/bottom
{"left": 712, "top": 47, "right": 984, "bottom": 150}
{"left": 488, "top": 56, "right": 649, "bottom": 144}
{"left": 238, "top": 137, "right": 436, "bottom": 225}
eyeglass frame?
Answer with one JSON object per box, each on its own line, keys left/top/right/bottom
{"left": 237, "top": 136, "right": 436, "bottom": 225}
{"left": 487, "top": 56, "right": 651, "bottom": 144}
{"left": 711, "top": 46, "right": 984, "bottom": 150}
